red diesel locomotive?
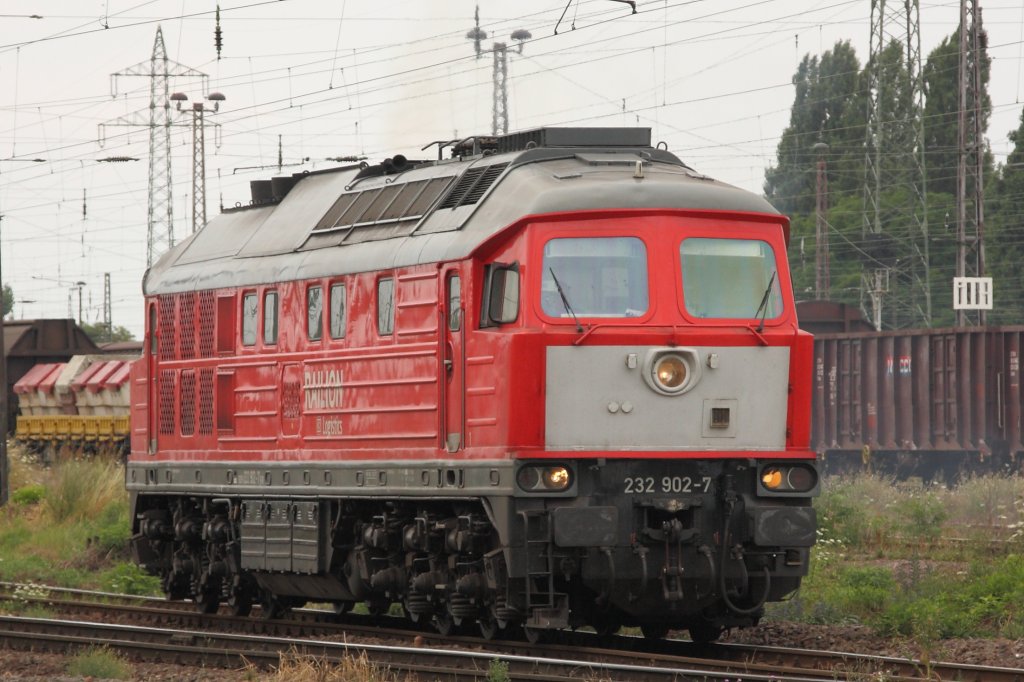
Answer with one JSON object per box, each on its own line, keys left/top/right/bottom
{"left": 128, "top": 127, "right": 818, "bottom": 642}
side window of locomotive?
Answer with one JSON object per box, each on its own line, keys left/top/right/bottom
{"left": 448, "top": 274, "right": 461, "bottom": 332}
{"left": 482, "top": 264, "right": 519, "bottom": 326}
{"left": 264, "top": 290, "right": 279, "bottom": 344}
{"left": 330, "top": 282, "right": 347, "bottom": 339}
{"left": 241, "top": 292, "right": 258, "bottom": 346}
{"left": 148, "top": 305, "right": 157, "bottom": 354}
{"left": 307, "top": 286, "right": 323, "bottom": 341}
{"left": 680, "top": 238, "right": 781, "bottom": 319}
{"left": 377, "top": 278, "right": 395, "bottom": 336}
{"left": 540, "top": 237, "right": 648, "bottom": 318}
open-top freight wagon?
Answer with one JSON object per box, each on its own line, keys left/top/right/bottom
{"left": 802, "top": 303, "right": 1024, "bottom": 479}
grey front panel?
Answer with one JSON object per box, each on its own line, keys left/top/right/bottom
{"left": 545, "top": 346, "right": 789, "bottom": 450}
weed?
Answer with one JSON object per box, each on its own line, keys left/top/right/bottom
{"left": 101, "top": 562, "right": 162, "bottom": 596}
{"left": 895, "top": 491, "right": 948, "bottom": 542}
{"left": 487, "top": 658, "right": 510, "bottom": 682}
{"left": 1, "top": 582, "right": 53, "bottom": 616}
{"left": 11, "top": 484, "right": 45, "bottom": 506}
{"left": 65, "top": 646, "right": 132, "bottom": 680}
{"left": 44, "top": 458, "right": 124, "bottom": 524}
{"left": 260, "top": 648, "right": 397, "bottom": 681}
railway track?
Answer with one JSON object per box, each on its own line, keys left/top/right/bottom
{"left": 1, "top": 582, "right": 1021, "bottom": 681}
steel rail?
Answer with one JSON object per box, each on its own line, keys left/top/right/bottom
{"left": 0, "top": 615, "right": 835, "bottom": 682}
{"left": 2, "top": 583, "right": 1022, "bottom": 681}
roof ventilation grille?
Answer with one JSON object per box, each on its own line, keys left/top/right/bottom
{"left": 437, "top": 162, "right": 508, "bottom": 210}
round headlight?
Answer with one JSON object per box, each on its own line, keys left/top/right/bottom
{"left": 543, "top": 466, "right": 571, "bottom": 490}
{"left": 517, "top": 467, "right": 541, "bottom": 491}
{"left": 786, "top": 466, "right": 816, "bottom": 492}
{"left": 761, "top": 467, "right": 783, "bottom": 490}
{"left": 653, "top": 355, "right": 688, "bottom": 391}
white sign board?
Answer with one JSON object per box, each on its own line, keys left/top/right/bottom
{"left": 953, "top": 277, "right": 993, "bottom": 310}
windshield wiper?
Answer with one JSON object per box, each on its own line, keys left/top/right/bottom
{"left": 548, "top": 268, "right": 583, "bottom": 334}
{"left": 754, "top": 271, "right": 777, "bottom": 333}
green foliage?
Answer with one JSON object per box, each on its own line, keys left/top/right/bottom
{"left": 0, "top": 458, "right": 130, "bottom": 588}
{"left": 65, "top": 646, "right": 131, "bottom": 680}
{"left": 764, "top": 40, "right": 865, "bottom": 216}
{"left": 1, "top": 284, "right": 12, "bottom": 318}
{"left": 894, "top": 492, "right": 948, "bottom": 542}
{"left": 768, "top": 21, "right": 1008, "bottom": 326}
{"left": 787, "top": 475, "right": 1024, "bottom": 642}
{"left": 923, "top": 27, "right": 992, "bottom": 197}
{"left": 79, "top": 321, "right": 136, "bottom": 344}
{"left": 10, "top": 484, "right": 45, "bottom": 506}
{"left": 44, "top": 458, "right": 124, "bottom": 524}
{"left": 101, "top": 562, "right": 161, "bottom": 596}
{"left": 487, "top": 659, "right": 511, "bottom": 682}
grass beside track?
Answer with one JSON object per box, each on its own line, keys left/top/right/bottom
{"left": 0, "top": 444, "right": 159, "bottom": 595}
{"left": 771, "top": 471, "right": 1024, "bottom": 646}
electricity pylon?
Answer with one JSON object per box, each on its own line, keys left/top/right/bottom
{"left": 861, "top": 0, "right": 930, "bottom": 329}
{"left": 101, "top": 26, "right": 207, "bottom": 267}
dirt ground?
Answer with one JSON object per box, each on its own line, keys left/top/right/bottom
{"left": 721, "top": 620, "right": 1024, "bottom": 669}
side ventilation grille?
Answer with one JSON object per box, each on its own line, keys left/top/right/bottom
{"left": 437, "top": 163, "right": 508, "bottom": 209}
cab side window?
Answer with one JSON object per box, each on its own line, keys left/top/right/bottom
{"left": 241, "top": 292, "right": 258, "bottom": 346}
{"left": 447, "top": 275, "right": 462, "bottom": 332}
{"left": 263, "top": 290, "right": 279, "bottom": 344}
{"left": 377, "top": 278, "right": 394, "bottom": 336}
{"left": 330, "top": 283, "right": 347, "bottom": 339}
{"left": 307, "top": 286, "right": 323, "bottom": 341}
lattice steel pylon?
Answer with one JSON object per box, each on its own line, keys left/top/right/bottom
{"left": 861, "top": 0, "right": 930, "bottom": 329}
{"left": 492, "top": 43, "right": 509, "bottom": 135}
{"left": 956, "top": 0, "right": 986, "bottom": 326}
{"left": 101, "top": 26, "right": 207, "bottom": 267}
{"left": 467, "top": 7, "right": 528, "bottom": 136}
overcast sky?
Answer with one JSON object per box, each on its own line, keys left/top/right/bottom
{"left": 1, "top": 0, "right": 1023, "bottom": 337}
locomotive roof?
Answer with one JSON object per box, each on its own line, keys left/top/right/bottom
{"left": 144, "top": 127, "right": 782, "bottom": 295}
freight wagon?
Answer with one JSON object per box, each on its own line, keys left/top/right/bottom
{"left": 14, "top": 355, "right": 135, "bottom": 456}
{"left": 801, "top": 303, "right": 1024, "bottom": 480}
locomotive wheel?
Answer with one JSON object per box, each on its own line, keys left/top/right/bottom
{"left": 478, "top": 614, "right": 499, "bottom": 640}
{"left": 640, "top": 623, "right": 670, "bottom": 640}
{"left": 333, "top": 601, "right": 354, "bottom": 616}
{"left": 687, "top": 620, "right": 724, "bottom": 644}
{"left": 195, "top": 590, "right": 221, "bottom": 614}
{"left": 522, "top": 625, "right": 545, "bottom": 644}
{"left": 365, "top": 597, "right": 390, "bottom": 617}
{"left": 260, "top": 592, "right": 289, "bottom": 620}
{"left": 228, "top": 575, "right": 256, "bottom": 617}
{"left": 591, "top": 612, "right": 621, "bottom": 637}
{"left": 434, "top": 611, "right": 457, "bottom": 636}
{"left": 228, "top": 591, "right": 252, "bottom": 617}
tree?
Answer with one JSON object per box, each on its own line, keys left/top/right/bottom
{"left": 987, "top": 107, "right": 1024, "bottom": 323}
{"left": 764, "top": 41, "right": 865, "bottom": 216}
{"left": 1, "top": 285, "right": 11, "bottom": 319}
{"left": 80, "top": 322, "right": 136, "bottom": 344}
{"left": 922, "top": 24, "right": 991, "bottom": 197}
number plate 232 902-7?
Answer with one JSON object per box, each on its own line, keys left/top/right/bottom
{"left": 623, "top": 475, "right": 713, "bottom": 495}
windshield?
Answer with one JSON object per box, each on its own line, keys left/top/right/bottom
{"left": 680, "top": 238, "right": 782, "bottom": 319}
{"left": 541, "top": 237, "right": 649, "bottom": 318}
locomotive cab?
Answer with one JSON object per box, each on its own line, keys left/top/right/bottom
{"left": 468, "top": 206, "right": 818, "bottom": 637}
